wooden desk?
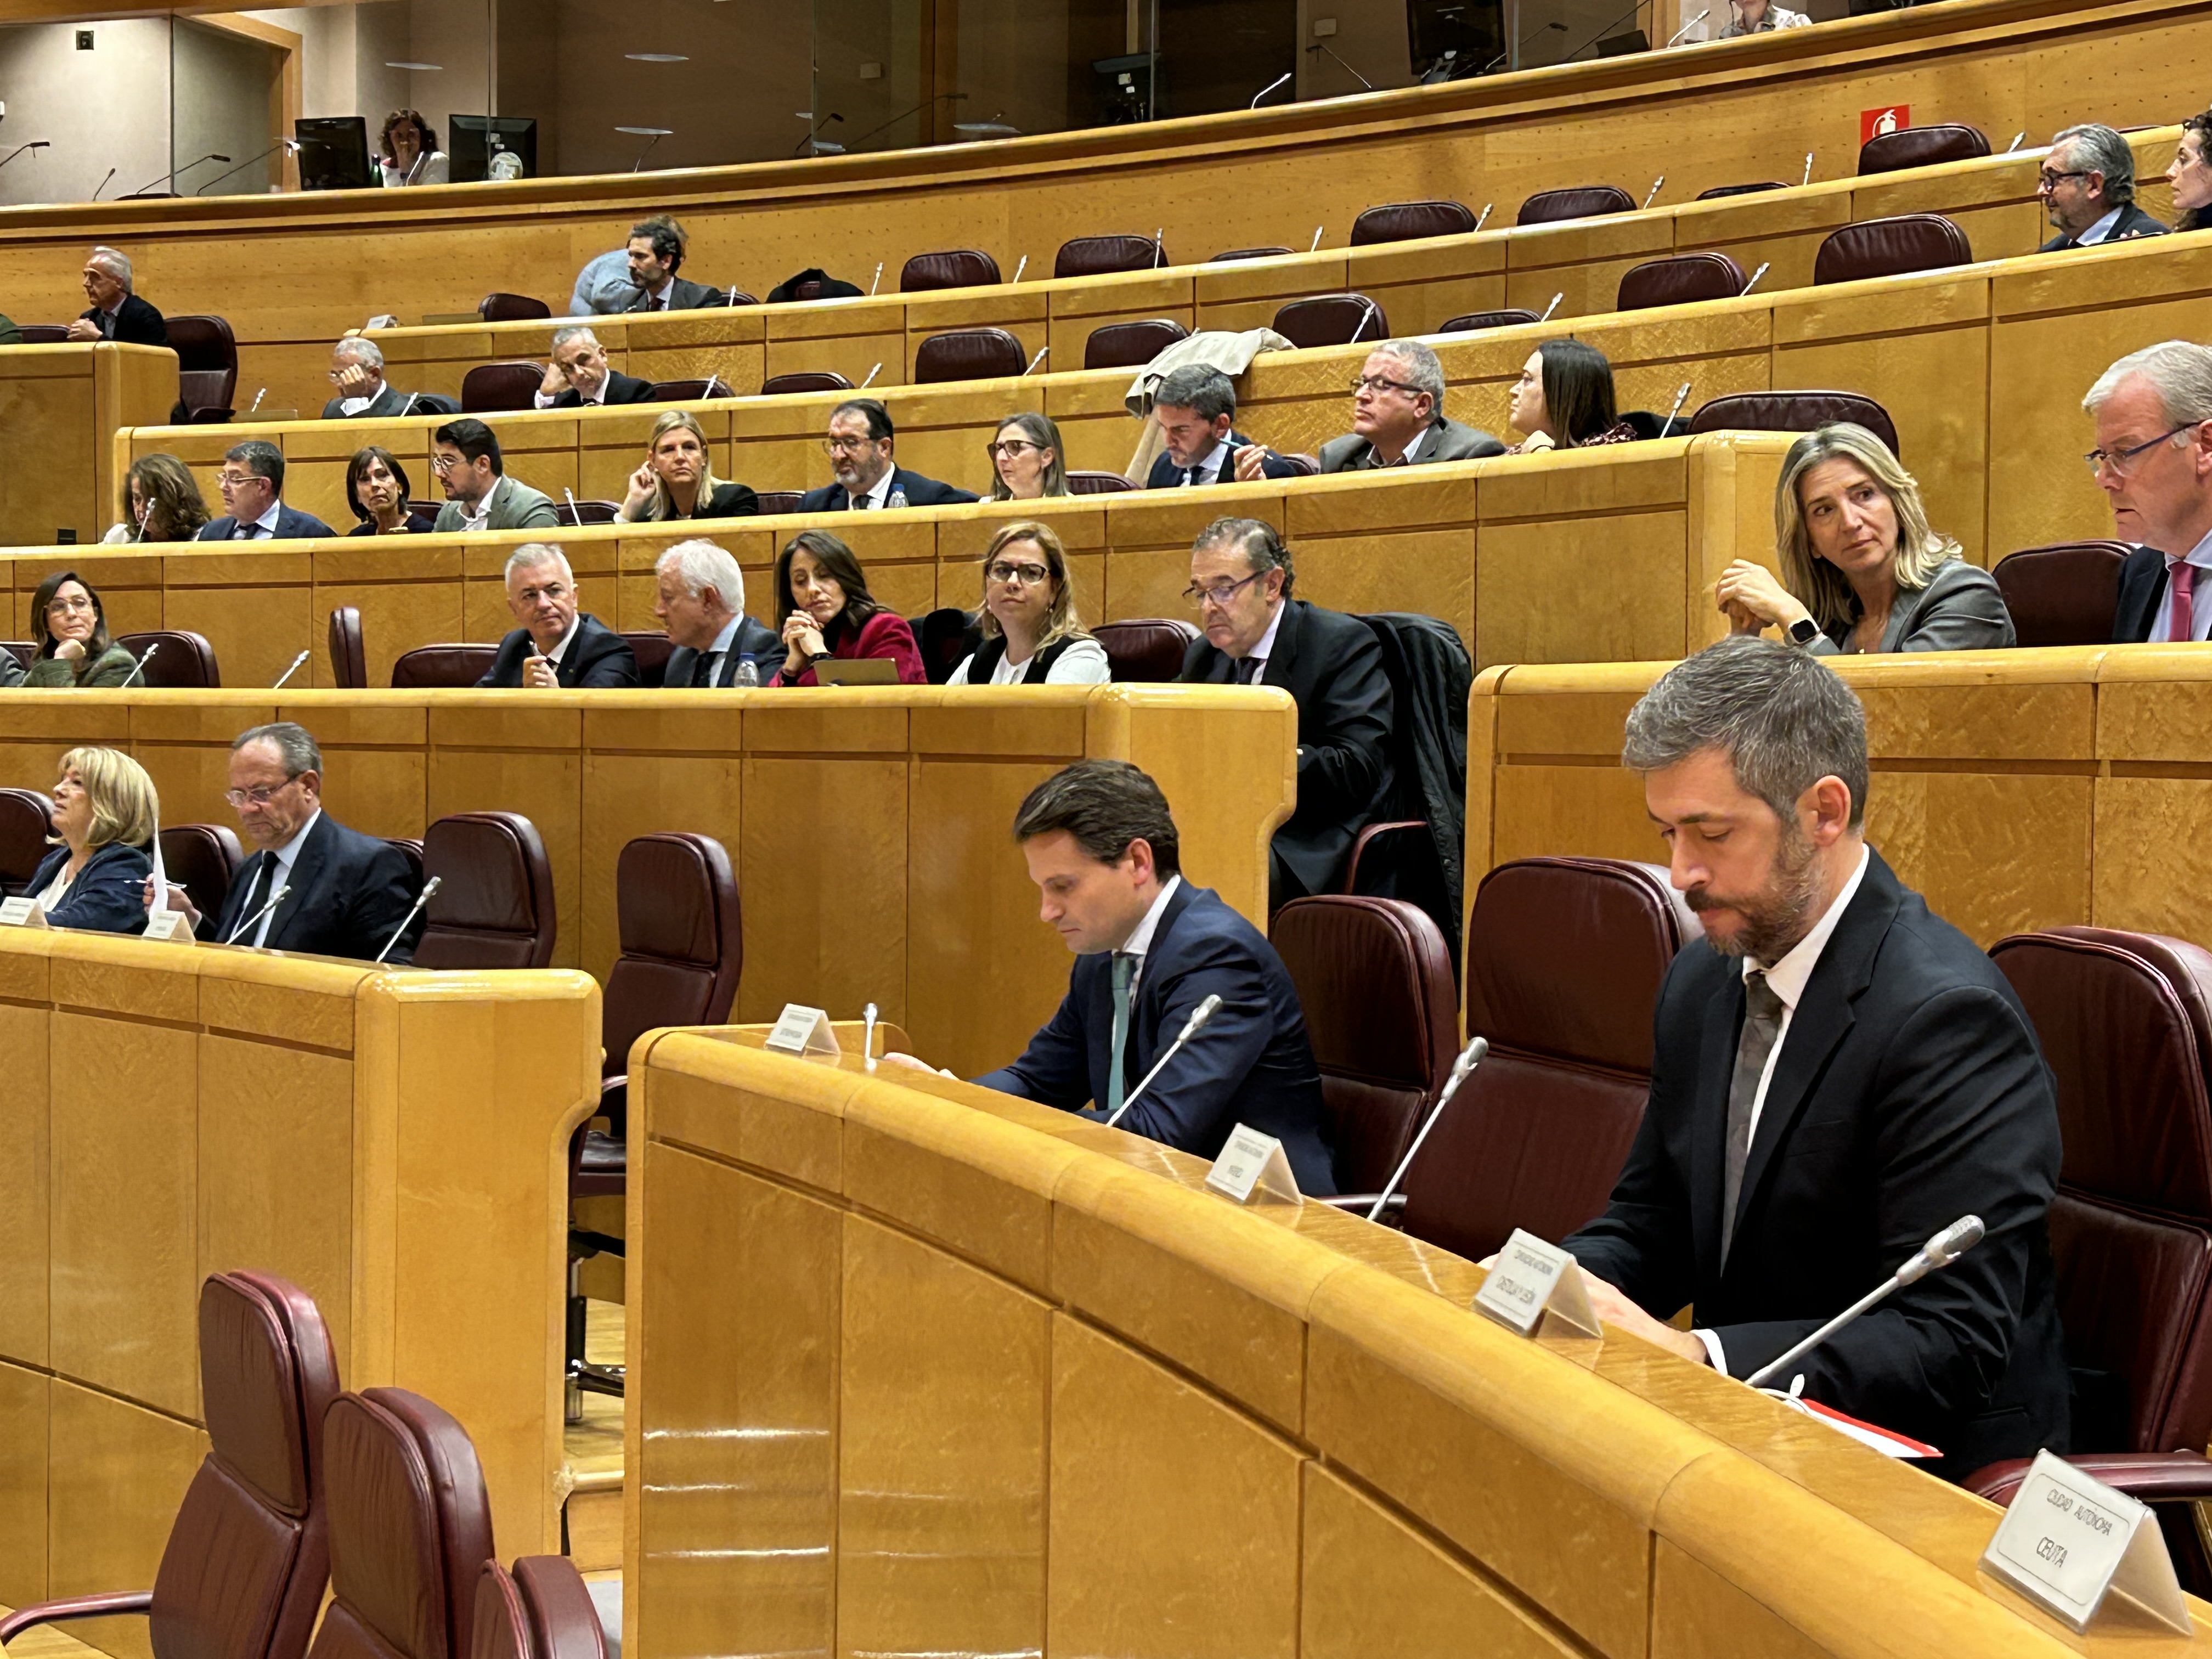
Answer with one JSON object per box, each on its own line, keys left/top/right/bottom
{"left": 0, "top": 931, "right": 597, "bottom": 1658}
{"left": 0, "top": 343, "right": 174, "bottom": 547}
{"left": 623, "top": 1025, "right": 2209, "bottom": 1658}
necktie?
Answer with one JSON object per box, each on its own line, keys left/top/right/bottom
{"left": 2171, "top": 563, "right": 2197, "bottom": 643}
{"left": 1105, "top": 952, "right": 1136, "bottom": 1116}
{"left": 1721, "top": 972, "right": 1785, "bottom": 1261}
{"left": 693, "top": 651, "right": 719, "bottom": 688}
{"left": 230, "top": 855, "right": 273, "bottom": 945}
{"left": 1234, "top": 656, "right": 1261, "bottom": 685}
{"left": 1181, "top": 466, "right": 1198, "bottom": 487}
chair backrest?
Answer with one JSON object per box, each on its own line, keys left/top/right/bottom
{"left": 1813, "top": 213, "right": 1972, "bottom": 285}
{"left": 754, "top": 491, "right": 804, "bottom": 515}
{"left": 691, "top": 287, "right": 757, "bottom": 308}
{"left": 116, "top": 630, "right": 220, "bottom": 688}
{"left": 461, "top": 362, "right": 546, "bottom": 414}
{"left": 329, "top": 606, "right": 366, "bottom": 689}
{"left": 1349, "top": 200, "right": 1477, "bottom": 246}
{"left": 160, "top": 823, "right": 245, "bottom": 921}
{"left": 912, "top": 607, "right": 982, "bottom": 682}
{"left": 1053, "top": 234, "right": 1162, "bottom": 279}
{"left": 1273, "top": 895, "right": 1459, "bottom": 1195}
{"left": 1993, "top": 541, "right": 2131, "bottom": 648}
{"left": 0, "top": 787, "right": 52, "bottom": 895}
{"left": 1858, "top": 122, "right": 1991, "bottom": 176}
{"left": 1399, "top": 857, "right": 1697, "bottom": 1261}
{"left": 1616, "top": 251, "right": 1747, "bottom": 312}
{"left": 0, "top": 640, "right": 30, "bottom": 669}
{"left": 478, "top": 293, "right": 551, "bottom": 323}
{"left": 17, "top": 324, "right": 71, "bottom": 343}
{"left": 1516, "top": 185, "right": 1634, "bottom": 226}
{"left": 1696, "top": 180, "right": 1786, "bottom": 200}
{"left": 469, "top": 1559, "right": 606, "bottom": 1659}
{"left": 1436, "top": 309, "right": 1538, "bottom": 334}
{"left": 1688, "top": 390, "right": 1901, "bottom": 460}
{"left": 900, "top": 249, "right": 1001, "bottom": 292}
{"left": 913, "top": 327, "right": 1028, "bottom": 385}
{"left": 386, "top": 838, "right": 426, "bottom": 891}
{"left": 759, "top": 371, "right": 852, "bottom": 397}
{"left": 168, "top": 314, "right": 239, "bottom": 414}
{"left": 1271, "top": 294, "right": 1389, "bottom": 351}
{"left": 1082, "top": 318, "right": 1189, "bottom": 371}
{"left": 1066, "top": 470, "right": 1136, "bottom": 495}
{"left": 390, "top": 645, "right": 498, "bottom": 689}
{"left": 552, "top": 500, "right": 621, "bottom": 527}
{"left": 151, "top": 1272, "right": 342, "bottom": 1659}
{"left": 623, "top": 631, "right": 675, "bottom": 683}
{"left": 604, "top": 833, "right": 742, "bottom": 1079}
{"left": 645, "top": 378, "right": 735, "bottom": 402}
{"left": 1990, "top": 928, "right": 2212, "bottom": 1454}
{"left": 307, "top": 1387, "right": 494, "bottom": 1659}
{"left": 413, "top": 812, "right": 557, "bottom": 970}
{"left": 1092, "top": 617, "right": 1196, "bottom": 682}
{"left": 1209, "top": 246, "right": 1293, "bottom": 262}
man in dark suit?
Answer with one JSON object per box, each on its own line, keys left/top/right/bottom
{"left": 797, "top": 398, "right": 979, "bottom": 512}
{"left": 1176, "top": 518, "right": 1393, "bottom": 907}
{"left": 1559, "top": 637, "right": 2068, "bottom": 1479}
{"left": 2038, "top": 124, "right": 2168, "bottom": 252}
{"left": 1145, "top": 364, "right": 1305, "bottom": 489}
{"left": 198, "top": 440, "right": 338, "bottom": 540}
{"left": 320, "top": 337, "right": 437, "bottom": 419}
{"left": 476, "top": 545, "right": 639, "bottom": 689}
{"left": 1314, "top": 341, "right": 1506, "bottom": 472}
{"left": 2084, "top": 341, "right": 2212, "bottom": 642}
{"left": 654, "top": 539, "right": 780, "bottom": 686}
{"left": 66, "top": 246, "right": 166, "bottom": 346}
{"left": 533, "top": 326, "right": 657, "bottom": 410}
{"left": 148, "top": 723, "right": 424, "bottom": 963}
{"left": 620, "top": 215, "right": 726, "bottom": 313}
{"left": 884, "top": 760, "right": 1337, "bottom": 1194}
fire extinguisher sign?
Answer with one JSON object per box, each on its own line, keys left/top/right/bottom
{"left": 1861, "top": 105, "right": 1910, "bottom": 145}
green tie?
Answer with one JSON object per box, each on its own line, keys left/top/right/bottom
{"left": 1106, "top": 952, "right": 1136, "bottom": 1115}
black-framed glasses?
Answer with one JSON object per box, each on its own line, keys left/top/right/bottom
{"left": 1182, "top": 570, "right": 1267, "bottom": 610}
{"left": 2037, "top": 168, "right": 2091, "bottom": 191}
{"left": 986, "top": 439, "right": 1041, "bottom": 460}
{"left": 988, "top": 561, "right": 1051, "bottom": 586}
{"left": 2085, "top": 425, "right": 2194, "bottom": 477}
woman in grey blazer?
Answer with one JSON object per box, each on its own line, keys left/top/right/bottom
{"left": 1715, "top": 422, "right": 2015, "bottom": 654}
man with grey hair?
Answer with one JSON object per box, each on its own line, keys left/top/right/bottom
{"left": 320, "top": 335, "right": 441, "bottom": 420}
{"left": 1559, "top": 635, "right": 2067, "bottom": 1479}
{"left": 2085, "top": 340, "right": 2212, "bottom": 642}
{"left": 534, "top": 325, "right": 655, "bottom": 409}
{"left": 476, "top": 544, "right": 639, "bottom": 689}
{"left": 2039, "top": 124, "right": 2167, "bottom": 251}
{"left": 66, "top": 245, "right": 166, "bottom": 345}
{"left": 654, "top": 539, "right": 779, "bottom": 687}
{"left": 1145, "top": 364, "right": 1304, "bottom": 489}
{"left": 1312, "top": 340, "right": 1505, "bottom": 473}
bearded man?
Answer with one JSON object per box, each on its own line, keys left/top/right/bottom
{"left": 1555, "top": 636, "right": 2069, "bottom": 1481}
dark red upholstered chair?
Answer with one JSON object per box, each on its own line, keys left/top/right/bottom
{"left": 1067, "top": 470, "right": 1136, "bottom": 495}
{"left": 1858, "top": 123, "right": 1990, "bottom": 176}
{"left": 754, "top": 491, "right": 804, "bottom": 514}
{"left": 461, "top": 362, "right": 546, "bottom": 413}
{"left": 913, "top": 328, "right": 1028, "bottom": 384}
{"left": 391, "top": 645, "right": 498, "bottom": 688}
{"left": 1689, "top": 390, "right": 1901, "bottom": 460}
{"left": 1083, "top": 318, "right": 1189, "bottom": 371}
{"left": 1093, "top": 618, "right": 1197, "bottom": 681}
{"left": 479, "top": 293, "right": 551, "bottom": 322}
{"left": 1209, "top": 246, "right": 1294, "bottom": 262}
{"left": 16, "top": 324, "right": 71, "bottom": 342}
{"left": 552, "top": 499, "right": 620, "bottom": 527}
{"left": 1516, "top": 186, "right": 1634, "bottom": 226}
{"left": 387, "top": 839, "right": 426, "bottom": 891}
{"left": 1350, "top": 200, "right": 1477, "bottom": 246}
{"left": 308, "top": 1388, "right": 494, "bottom": 1659}
{"left": 759, "top": 371, "right": 852, "bottom": 397}
{"left": 0, "top": 788, "right": 52, "bottom": 896}
{"left": 168, "top": 315, "right": 239, "bottom": 422}
{"left": 1272, "top": 294, "right": 1388, "bottom": 350}
{"left": 1, "top": 640, "right": 32, "bottom": 669}
{"left": 1437, "top": 309, "right": 1538, "bottom": 334}
{"left": 900, "top": 249, "right": 1001, "bottom": 291}
{"left": 1393, "top": 858, "right": 1697, "bottom": 1256}
{"left": 912, "top": 608, "right": 983, "bottom": 683}
{"left": 413, "top": 812, "right": 556, "bottom": 970}
{"left": 646, "top": 377, "right": 736, "bottom": 402}
{"left": 329, "top": 606, "right": 366, "bottom": 689}
{"left": 623, "top": 631, "right": 675, "bottom": 684}
{"left": 1274, "top": 895, "right": 1459, "bottom": 1197}
{"left": 1616, "top": 251, "right": 1747, "bottom": 311}
{"left": 160, "top": 823, "right": 244, "bottom": 922}
{"left": 0, "top": 1272, "right": 340, "bottom": 1659}
{"left": 1813, "top": 214, "right": 1972, "bottom": 285}
{"left": 470, "top": 1559, "right": 606, "bottom": 1659}
{"left": 1054, "top": 234, "right": 1163, "bottom": 279}
{"left": 1697, "top": 181, "right": 1786, "bottom": 199}
{"left": 1993, "top": 541, "right": 2130, "bottom": 648}
{"left": 116, "top": 630, "right": 220, "bottom": 687}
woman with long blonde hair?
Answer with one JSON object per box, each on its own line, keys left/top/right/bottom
{"left": 948, "top": 521, "right": 1110, "bottom": 685}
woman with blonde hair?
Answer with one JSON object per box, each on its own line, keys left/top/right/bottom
{"left": 949, "top": 521, "right": 1110, "bottom": 684}
{"left": 1716, "top": 423, "right": 2014, "bottom": 653}
{"left": 986, "top": 413, "right": 1071, "bottom": 501}
{"left": 22, "top": 747, "right": 159, "bottom": 933}
{"left": 617, "top": 409, "right": 760, "bottom": 522}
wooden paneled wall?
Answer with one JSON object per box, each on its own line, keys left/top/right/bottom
{"left": 0, "top": 343, "right": 176, "bottom": 546}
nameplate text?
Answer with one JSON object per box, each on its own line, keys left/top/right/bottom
{"left": 1475, "top": 1228, "right": 1602, "bottom": 1339}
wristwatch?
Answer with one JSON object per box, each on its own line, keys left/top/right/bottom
{"left": 1786, "top": 617, "right": 1821, "bottom": 647}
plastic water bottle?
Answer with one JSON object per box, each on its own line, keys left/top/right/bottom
{"left": 888, "top": 489, "right": 909, "bottom": 509}
{"left": 733, "top": 656, "right": 760, "bottom": 688}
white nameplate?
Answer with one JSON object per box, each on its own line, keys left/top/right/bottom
{"left": 1979, "top": 1449, "right": 2190, "bottom": 1634}
{"left": 143, "top": 909, "right": 193, "bottom": 944}
{"left": 0, "top": 896, "right": 48, "bottom": 929}
{"left": 1204, "top": 1124, "right": 1304, "bottom": 1205}
{"left": 764, "top": 1003, "right": 842, "bottom": 1059}
{"left": 1474, "top": 1228, "right": 1602, "bottom": 1339}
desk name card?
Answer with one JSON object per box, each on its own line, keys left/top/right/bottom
{"left": 0, "top": 897, "right": 47, "bottom": 929}
{"left": 143, "top": 909, "right": 193, "bottom": 944}
{"left": 764, "top": 1003, "right": 842, "bottom": 1059}
{"left": 1979, "top": 1450, "right": 2190, "bottom": 1634}
{"left": 1474, "top": 1228, "right": 1602, "bottom": 1339}
{"left": 1205, "top": 1124, "right": 1303, "bottom": 1205}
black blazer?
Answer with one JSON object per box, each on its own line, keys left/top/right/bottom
{"left": 547, "top": 370, "right": 658, "bottom": 409}
{"left": 2040, "top": 202, "right": 2169, "bottom": 251}
{"left": 1146, "top": 432, "right": 1304, "bottom": 489}
{"left": 974, "top": 881, "right": 1337, "bottom": 1194}
{"left": 1179, "top": 600, "right": 1395, "bottom": 896}
{"left": 346, "top": 510, "right": 438, "bottom": 537}
{"left": 26, "top": 842, "right": 151, "bottom": 935}
{"left": 82, "top": 294, "right": 167, "bottom": 346}
{"left": 199, "top": 504, "right": 338, "bottom": 541}
{"left": 640, "top": 482, "right": 760, "bottom": 521}
{"left": 201, "top": 813, "right": 424, "bottom": 963}
{"left": 476, "top": 613, "right": 640, "bottom": 689}
{"left": 797, "top": 467, "right": 979, "bottom": 513}
{"left": 2114, "top": 544, "right": 2173, "bottom": 643}
{"left": 622, "top": 277, "right": 726, "bottom": 313}
{"left": 662, "top": 615, "right": 782, "bottom": 686}
{"left": 1563, "top": 850, "right": 2069, "bottom": 1478}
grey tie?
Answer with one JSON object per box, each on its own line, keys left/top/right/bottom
{"left": 1721, "top": 972, "right": 1785, "bottom": 1261}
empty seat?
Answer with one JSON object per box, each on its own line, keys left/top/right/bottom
{"left": 167, "top": 314, "right": 238, "bottom": 422}
{"left": 386, "top": 838, "right": 426, "bottom": 892}
{"left": 1271, "top": 294, "right": 1388, "bottom": 350}
{"left": 116, "top": 630, "right": 220, "bottom": 688}
{"left": 1858, "top": 122, "right": 1990, "bottom": 176}
{"left": 1516, "top": 186, "right": 1634, "bottom": 226}
{"left": 411, "top": 811, "right": 556, "bottom": 971}
{"left": 479, "top": 292, "right": 551, "bottom": 323}
{"left": 1093, "top": 618, "right": 1197, "bottom": 681}
{"left": 1616, "top": 251, "right": 1747, "bottom": 311}
{"left": 461, "top": 362, "right": 546, "bottom": 413}
{"left": 159, "top": 823, "right": 244, "bottom": 921}
{"left": 552, "top": 499, "right": 620, "bottom": 527}
{"left": 328, "top": 606, "right": 365, "bottom": 689}
{"left": 1067, "top": 470, "right": 1137, "bottom": 496}
{"left": 759, "top": 371, "right": 852, "bottom": 397}
{"left": 470, "top": 1559, "right": 606, "bottom": 1659}
{"left": 1054, "top": 234, "right": 1162, "bottom": 279}
{"left": 1696, "top": 180, "right": 1786, "bottom": 199}
{"left": 1689, "top": 390, "right": 1901, "bottom": 460}
{"left": 1083, "top": 318, "right": 1189, "bottom": 371}
{"left": 0, "top": 787, "right": 52, "bottom": 895}
{"left": 913, "top": 327, "right": 1027, "bottom": 384}
{"left": 1209, "top": 246, "right": 1294, "bottom": 262}
{"left": 1993, "top": 541, "right": 2131, "bottom": 649}
{"left": 1437, "top": 309, "right": 1538, "bottom": 334}
{"left": 900, "top": 249, "right": 1001, "bottom": 291}
{"left": 754, "top": 491, "right": 804, "bottom": 514}
{"left": 646, "top": 377, "right": 735, "bottom": 401}
{"left": 623, "top": 631, "right": 674, "bottom": 683}
{"left": 913, "top": 607, "right": 983, "bottom": 682}
{"left": 1349, "top": 200, "right": 1477, "bottom": 246}
{"left": 391, "top": 645, "right": 497, "bottom": 688}
{"left": 1813, "top": 213, "right": 1972, "bottom": 285}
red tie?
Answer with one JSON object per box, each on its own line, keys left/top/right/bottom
{"left": 2171, "top": 563, "right": 2197, "bottom": 643}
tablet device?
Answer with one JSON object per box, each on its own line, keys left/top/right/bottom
{"left": 812, "top": 658, "right": 901, "bottom": 686}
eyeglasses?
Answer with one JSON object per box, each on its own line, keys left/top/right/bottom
{"left": 223, "top": 780, "right": 296, "bottom": 808}
{"left": 2037, "top": 168, "right": 2091, "bottom": 191}
{"left": 2084, "top": 425, "right": 2194, "bottom": 477}
{"left": 986, "top": 439, "right": 1041, "bottom": 460}
{"left": 46, "top": 595, "right": 95, "bottom": 615}
{"left": 216, "top": 470, "right": 260, "bottom": 487}
{"left": 822, "top": 436, "right": 878, "bottom": 456}
{"left": 430, "top": 454, "right": 464, "bottom": 473}
{"left": 988, "top": 561, "right": 1051, "bottom": 585}
{"left": 1182, "top": 570, "right": 1268, "bottom": 610}
{"left": 1350, "top": 374, "right": 1419, "bottom": 397}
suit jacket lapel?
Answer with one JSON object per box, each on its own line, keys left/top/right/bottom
{"left": 1269, "top": 599, "right": 1308, "bottom": 699}
{"left": 1130, "top": 882, "right": 1201, "bottom": 1064}
{"left": 1691, "top": 967, "right": 1743, "bottom": 1284}
{"left": 264, "top": 816, "right": 333, "bottom": 951}
{"left": 557, "top": 616, "right": 595, "bottom": 687}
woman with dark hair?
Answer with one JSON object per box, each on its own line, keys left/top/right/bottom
{"left": 987, "top": 413, "right": 1071, "bottom": 501}
{"left": 378, "top": 110, "right": 448, "bottom": 188}
{"left": 100, "top": 453, "right": 211, "bottom": 543}
{"left": 1505, "top": 340, "right": 1638, "bottom": 453}
{"left": 345, "top": 447, "right": 436, "bottom": 535}
{"left": 22, "top": 571, "right": 137, "bottom": 687}
{"left": 22, "top": 747, "right": 159, "bottom": 933}
{"left": 2170, "top": 111, "right": 2212, "bottom": 234}
{"left": 770, "top": 531, "right": 926, "bottom": 686}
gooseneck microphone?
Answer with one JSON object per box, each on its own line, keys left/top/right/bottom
{"left": 119, "top": 639, "right": 160, "bottom": 687}
{"left": 1104, "top": 994, "right": 1224, "bottom": 1129}
{"left": 1482, "top": 19, "right": 1566, "bottom": 73}
{"left": 127, "top": 152, "right": 229, "bottom": 198}
{"left": 1664, "top": 8, "right": 1711, "bottom": 45}
{"left": 373, "top": 876, "right": 440, "bottom": 964}
{"left": 1250, "top": 72, "right": 1293, "bottom": 109}
{"left": 272, "top": 650, "right": 310, "bottom": 690}
{"left": 1560, "top": 0, "right": 1650, "bottom": 63}
{"left": 1744, "top": 1216, "right": 1985, "bottom": 1389}
{"left": 91, "top": 167, "right": 117, "bottom": 201}
{"left": 224, "top": 881, "right": 292, "bottom": 947}
{"left": 0, "top": 140, "right": 52, "bottom": 176}
{"left": 1368, "top": 1036, "right": 1487, "bottom": 1221}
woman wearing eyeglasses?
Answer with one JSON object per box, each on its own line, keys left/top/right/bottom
{"left": 986, "top": 413, "right": 1071, "bottom": 501}
{"left": 21, "top": 747, "right": 159, "bottom": 934}
{"left": 769, "top": 530, "right": 928, "bottom": 685}
{"left": 20, "top": 571, "right": 140, "bottom": 687}
{"left": 948, "top": 522, "right": 1110, "bottom": 685}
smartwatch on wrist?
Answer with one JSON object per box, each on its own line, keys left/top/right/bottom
{"left": 1786, "top": 617, "right": 1821, "bottom": 647}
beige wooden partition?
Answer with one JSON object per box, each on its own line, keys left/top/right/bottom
{"left": 0, "top": 933, "right": 597, "bottom": 1658}
{"left": 0, "top": 342, "right": 175, "bottom": 546}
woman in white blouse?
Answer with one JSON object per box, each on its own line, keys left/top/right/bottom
{"left": 948, "top": 521, "right": 1111, "bottom": 686}
{"left": 379, "top": 111, "right": 450, "bottom": 188}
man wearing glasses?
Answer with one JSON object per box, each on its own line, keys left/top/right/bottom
{"left": 1314, "top": 340, "right": 1505, "bottom": 473}
{"left": 1176, "top": 517, "right": 1393, "bottom": 908}
{"left": 2084, "top": 341, "right": 2212, "bottom": 644}
{"left": 196, "top": 441, "right": 337, "bottom": 541}
{"left": 2036, "top": 125, "right": 2168, "bottom": 253}
{"left": 430, "top": 419, "right": 561, "bottom": 533}
{"left": 797, "top": 398, "right": 977, "bottom": 513}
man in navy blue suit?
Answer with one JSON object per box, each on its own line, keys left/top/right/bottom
{"left": 197, "top": 441, "right": 337, "bottom": 540}
{"left": 797, "top": 398, "right": 978, "bottom": 513}
{"left": 884, "top": 759, "right": 1337, "bottom": 1193}
{"left": 1144, "top": 365, "right": 1306, "bottom": 489}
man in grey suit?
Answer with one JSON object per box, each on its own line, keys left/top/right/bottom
{"left": 1316, "top": 340, "right": 1506, "bottom": 472}
{"left": 430, "top": 418, "right": 561, "bottom": 533}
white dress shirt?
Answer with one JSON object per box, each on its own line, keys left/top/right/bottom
{"left": 849, "top": 468, "right": 897, "bottom": 510}
{"left": 2073, "top": 206, "right": 2126, "bottom": 247}
{"left": 2159, "top": 523, "right": 2212, "bottom": 642}
{"left": 1115, "top": 875, "right": 1183, "bottom": 997}
{"left": 339, "top": 381, "right": 385, "bottom": 416}
{"left": 534, "top": 375, "right": 607, "bottom": 410}
{"left": 241, "top": 809, "right": 322, "bottom": 947}
{"left": 1234, "top": 600, "right": 1288, "bottom": 685}
{"left": 35, "top": 860, "right": 76, "bottom": 910}
{"left": 233, "top": 499, "right": 285, "bottom": 539}
{"left": 1175, "top": 438, "right": 1232, "bottom": 486}
{"left": 533, "top": 625, "right": 577, "bottom": 673}
{"left": 950, "top": 636, "right": 1113, "bottom": 685}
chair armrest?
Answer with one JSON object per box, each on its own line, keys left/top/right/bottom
{"left": 1, "top": 1592, "right": 154, "bottom": 1644}
{"left": 1341, "top": 821, "right": 1426, "bottom": 894}
{"left": 599, "top": 1075, "right": 627, "bottom": 1139}
{"left": 1965, "top": 1451, "right": 2212, "bottom": 1509}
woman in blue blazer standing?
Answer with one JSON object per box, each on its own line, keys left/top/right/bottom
{"left": 22, "top": 746, "right": 160, "bottom": 934}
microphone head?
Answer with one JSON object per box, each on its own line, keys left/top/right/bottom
{"left": 420, "top": 875, "right": 443, "bottom": 898}
{"left": 1923, "top": 1215, "right": 1984, "bottom": 1267}
{"left": 1180, "top": 992, "right": 1223, "bottom": 1040}
{"left": 1449, "top": 1034, "right": 1488, "bottom": 1084}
